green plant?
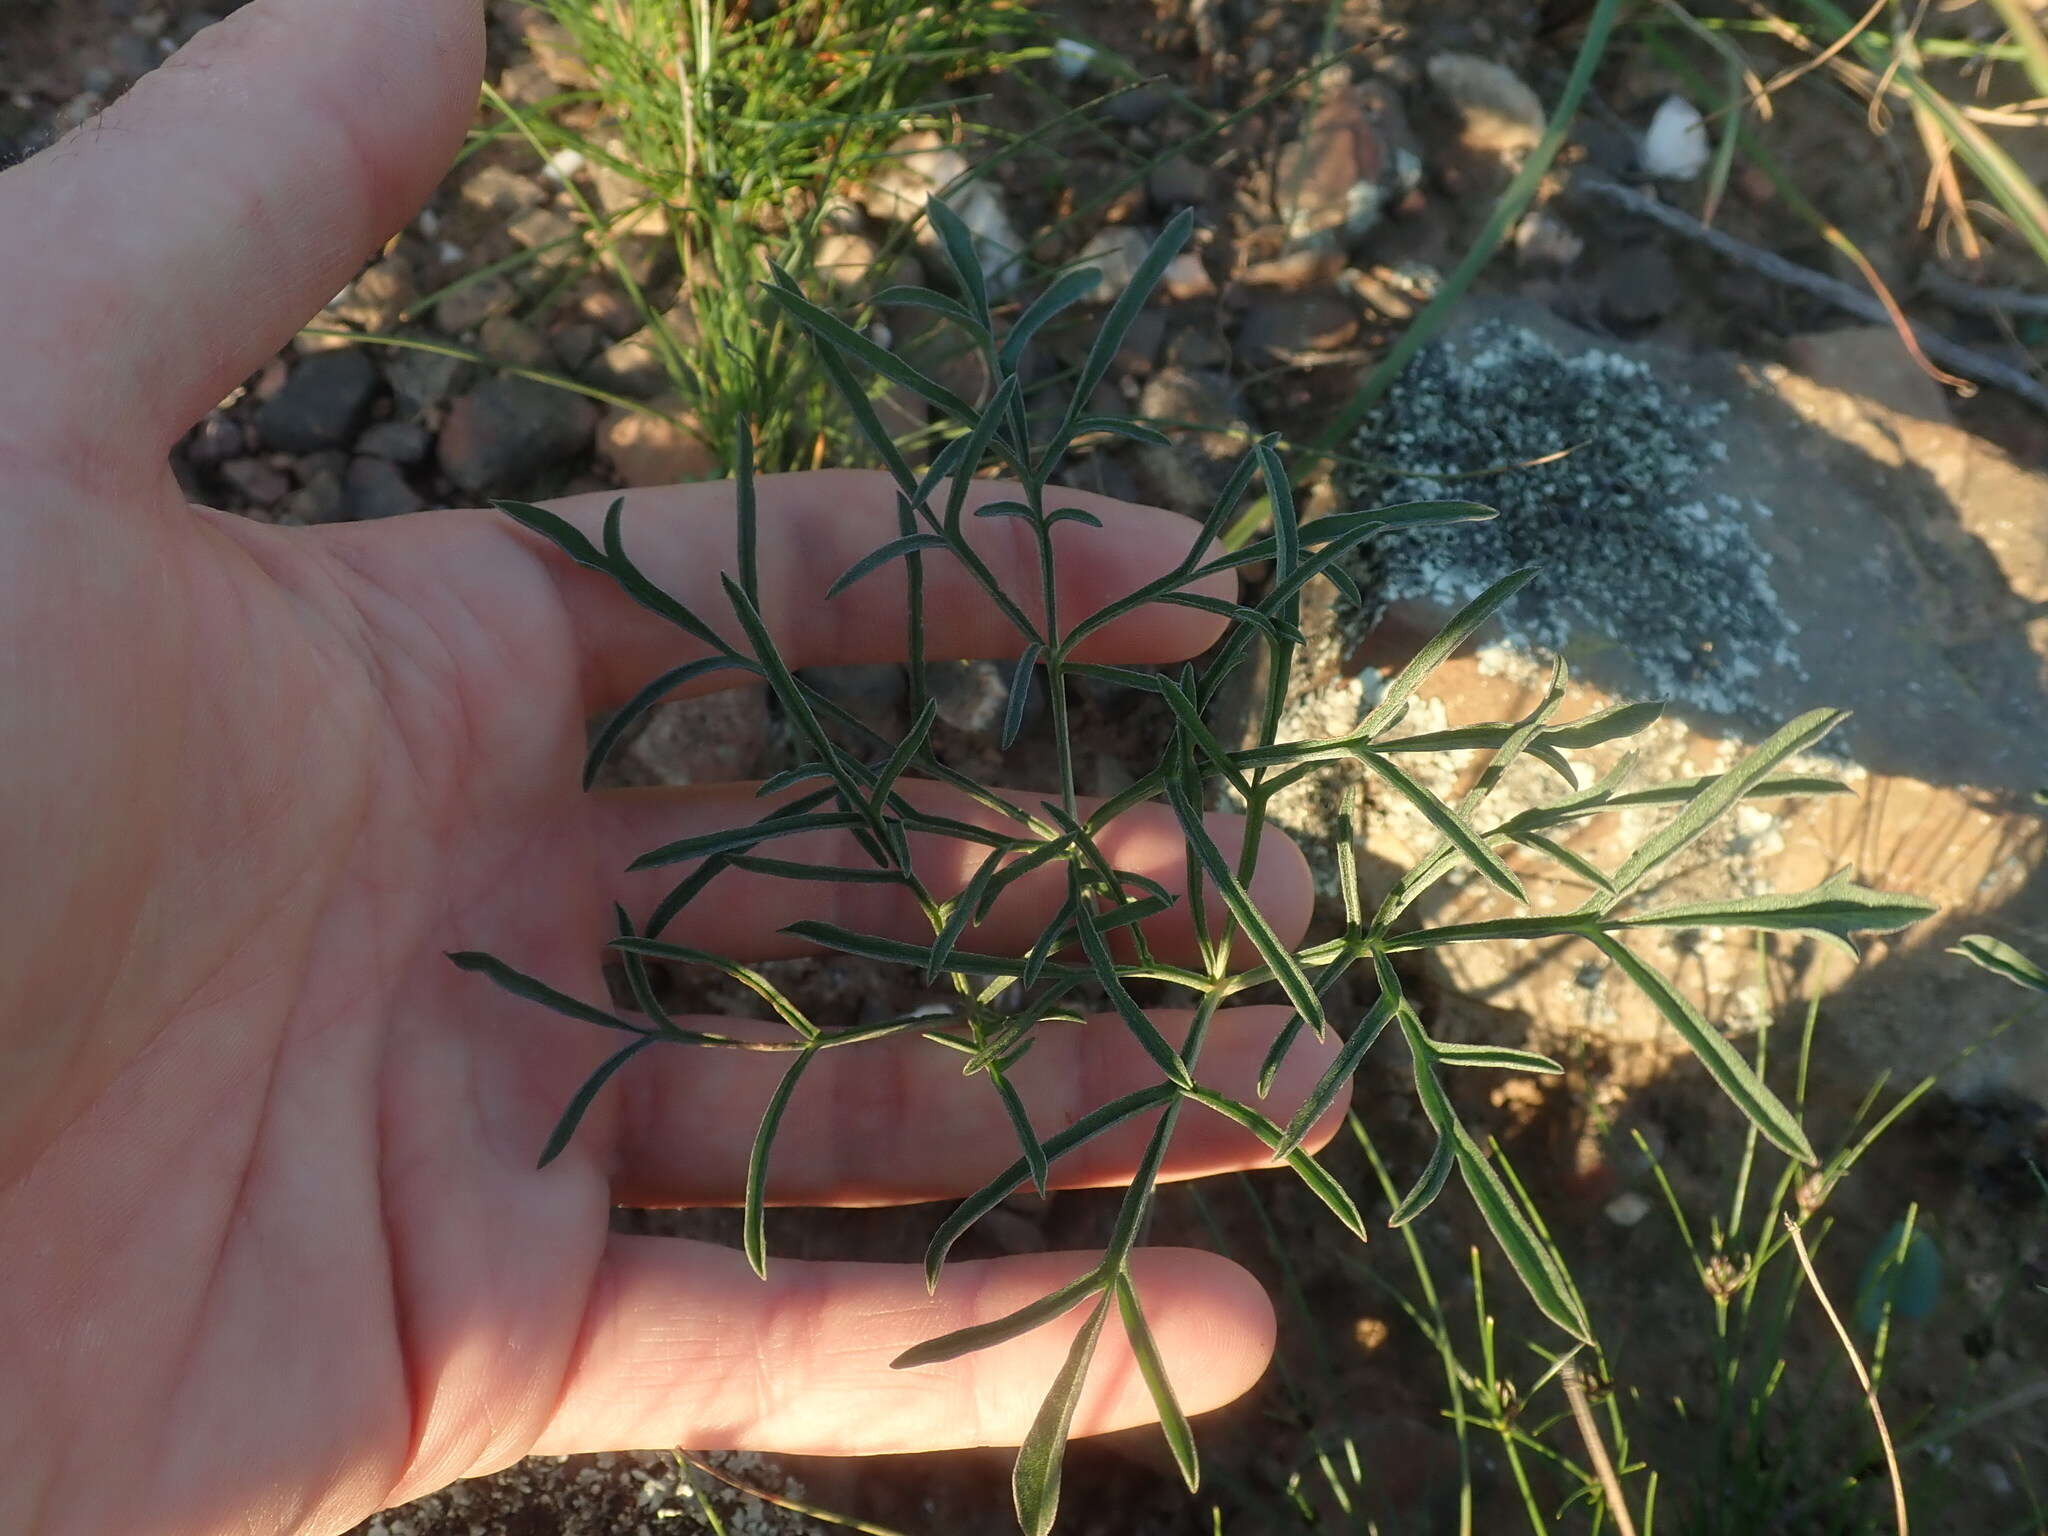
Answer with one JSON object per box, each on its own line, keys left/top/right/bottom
{"left": 450, "top": 206, "right": 1935, "bottom": 1534}
{"left": 1210, "top": 941, "right": 2046, "bottom": 1535}
{"left": 409, "top": 0, "right": 1043, "bottom": 476}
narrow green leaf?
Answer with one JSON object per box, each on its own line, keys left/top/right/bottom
{"left": 1610, "top": 870, "right": 1936, "bottom": 957}
{"left": 1046, "top": 506, "right": 1105, "bottom": 529}
{"left": 724, "top": 854, "right": 903, "bottom": 884}
{"left": 628, "top": 810, "right": 867, "bottom": 872}
{"left": 1361, "top": 568, "right": 1537, "bottom": 739}
{"left": 869, "top": 698, "right": 940, "bottom": 815}
{"left": 990, "top": 1062, "right": 1051, "bottom": 1196}
{"left": 1541, "top": 699, "right": 1666, "bottom": 749}
{"left": 1181, "top": 1087, "right": 1368, "bottom": 1241}
{"left": 1115, "top": 1276, "right": 1200, "bottom": 1493}
{"left": 1359, "top": 752, "right": 1528, "bottom": 902}
{"left": 1506, "top": 829, "right": 1616, "bottom": 894}
{"left": 611, "top": 937, "right": 819, "bottom": 1038}
{"left": 743, "top": 1047, "right": 820, "bottom": 1277}
{"left": 892, "top": 1271, "right": 1105, "bottom": 1369}
{"left": 447, "top": 951, "right": 647, "bottom": 1036}
{"left": 734, "top": 411, "right": 759, "bottom": 605}
{"left": 1609, "top": 709, "right": 1847, "bottom": 897}
{"left": 537, "top": 1034, "right": 658, "bottom": 1168}
{"left": 1594, "top": 772, "right": 1848, "bottom": 815}
{"left": 868, "top": 284, "right": 983, "bottom": 334}
{"left": 785, "top": 919, "right": 1060, "bottom": 980}
{"left": 762, "top": 272, "right": 981, "bottom": 422}
{"left": 609, "top": 903, "right": 677, "bottom": 1038}
{"left": 1065, "top": 210, "right": 1193, "bottom": 436}
{"left": 1254, "top": 437, "right": 1299, "bottom": 582}
{"left": 585, "top": 656, "right": 759, "bottom": 790}
{"left": 1381, "top": 914, "right": 1590, "bottom": 952}
{"left": 1949, "top": 933, "right": 2048, "bottom": 994}
{"left": 941, "top": 373, "right": 1024, "bottom": 537}
{"left": 720, "top": 575, "right": 880, "bottom": 842}
{"left": 1430, "top": 1041, "right": 1566, "bottom": 1074}
{"left": 493, "top": 498, "right": 606, "bottom": 572}
{"left": 1012, "top": 1292, "right": 1114, "bottom": 1536}
{"left": 826, "top": 533, "right": 954, "bottom": 598}
{"left": 1074, "top": 902, "right": 1192, "bottom": 1086}
{"left": 1022, "top": 893, "right": 1079, "bottom": 990}
{"left": 999, "top": 266, "right": 1104, "bottom": 371}
{"left": 1451, "top": 1121, "right": 1591, "bottom": 1341}
{"left": 814, "top": 338, "right": 919, "bottom": 496}
{"left": 1168, "top": 781, "right": 1328, "bottom": 1037}
{"left": 925, "top": 194, "right": 993, "bottom": 329}
{"left": 602, "top": 498, "right": 731, "bottom": 655}
{"left": 1392, "top": 1018, "right": 1458, "bottom": 1226}
{"left": 924, "top": 1085, "right": 1179, "bottom": 1287}
{"left": 1588, "top": 931, "right": 1815, "bottom": 1163}
{"left": 1003, "top": 645, "right": 1042, "bottom": 751}
{"left": 1071, "top": 417, "right": 1171, "bottom": 447}
{"left": 1274, "top": 989, "right": 1400, "bottom": 1158}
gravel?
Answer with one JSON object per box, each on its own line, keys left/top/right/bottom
{"left": 1345, "top": 319, "right": 1798, "bottom": 715}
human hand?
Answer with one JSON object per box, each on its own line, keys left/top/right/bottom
{"left": 0, "top": 4, "right": 1343, "bottom": 1532}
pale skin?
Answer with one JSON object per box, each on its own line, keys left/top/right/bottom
{"left": 0, "top": 3, "right": 1348, "bottom": 1532}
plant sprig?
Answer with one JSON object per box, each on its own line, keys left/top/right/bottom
{"left": 454, "top": 205, "right": 1935, "bottom": 1533}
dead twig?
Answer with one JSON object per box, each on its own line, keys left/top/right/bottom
{"left": 1561, "top": 1355, "right": 1640, "bottom": 1536}
{"left": 1782, "top": 1216, "right": 1910, "bottom": 1536}
{"left": 1575, "top": 173, "right": 2048, "bottom": 415}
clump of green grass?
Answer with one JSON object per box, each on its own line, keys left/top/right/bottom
{"left": 453, "top": 208, "right": 1936, "bottom": 1535}
{"left": 1212, "top": 942, "right": 2047, "bottom": 1535}
{"left": 459, "top": 0, "right": 1042, "bottom": 475}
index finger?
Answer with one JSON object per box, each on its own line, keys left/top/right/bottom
{"left": 469, "top": 469, "right": 1234, "bottom": 711}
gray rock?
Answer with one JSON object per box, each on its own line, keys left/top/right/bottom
{"left": 356, "top": 420, "right": 433, "bottom": 466}
{"left": 458, "top": 164, "right": 546, "bottom": 218}
{"left": 344, "top": 456, "right": 428, "bottom": 520}
{"left": 1237, "top": 293, "right": 1362, "bottom": 361}
{"left": 384, "top": 338, "right": 475, "bottom": 417}
{"left": 277, "top": 467, "right": 347, "bottom": 526}
{"left": 1276, "top": 67, "right": 1388, "bottom": 246}
{"left": 185, "top": 413, "right": 243, "bottom": 468}
{"left": 434, "top": 272, "right": 520, "bottom": 335}
{"left": 477, "top": 316, "right": 554, "bottom": 370}
{"left": 548, "top": 322, "right": 607, "bottom": 372}
{"left": 1104, "top": 86, "right": 1169, "bottom": 126}
{"left": 218, "top": 457, "right": 291, "bottom": 509}
{"left": 597, "top": 402, "right": 720, "bottom": 486}
{"left": 930, "top": 659, "right": 1033, "bottom": 736}
{"left": 329, "top": 256, "right": 416, "bottom": 332}
{"left": 1113, "top": 308, "right": 1167, "bottom": 379}
{"left": 1147, "top": 154, "right": 1210, "bottom": 211}
{"left": 508, "top": 206, "right": 582, "bottom": 269}
{"left": 438, "top": 377, "right": 599, "bottom": 496}
{"left": 1599, "top": 243, "right": 1680, "bottom": 328}
{"left": 1132, "top": 367, "right": 1257, "bottom": 512}
{"left": 799, "top": 664, "right": 909, "bottom": 745}
{"left": 1078, "top": 225, "right": 1152, "bottom": 306}
{"left": 617, "top": 691, "right": 769, "bottom": 787}
{"left": 255, "top": 350, "right": 379, "bottom": 454}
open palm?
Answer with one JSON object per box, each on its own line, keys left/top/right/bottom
{"left": 0, "top": 4, "right": 1343, "bottom": 1533}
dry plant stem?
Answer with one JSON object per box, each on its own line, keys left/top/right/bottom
{"left": 1561, "top": 1355, "right": 1639, "bottom": 1536}
{"left": 1576, "top": 173, "right": 2048, "bottom": 413}
{"left": 674, "top": 1451, "right": 917, "bottom": 1536}
{"left": 1782, "top": 1214, "right": 1910, "bottom": 1536}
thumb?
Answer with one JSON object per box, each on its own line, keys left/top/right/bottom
{"left": 0, "top": 0, "right": 483, "bottom": 464}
